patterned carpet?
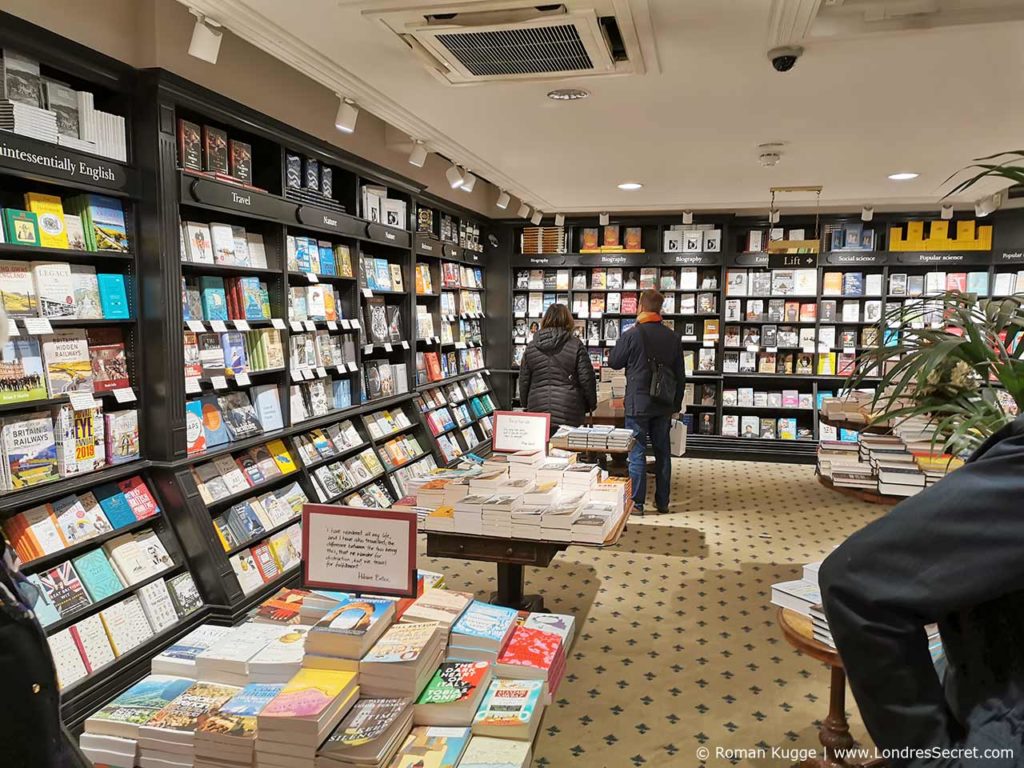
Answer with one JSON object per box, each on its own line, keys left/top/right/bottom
{"left": 420, "top": 457, "right": 891, "bottom": 768}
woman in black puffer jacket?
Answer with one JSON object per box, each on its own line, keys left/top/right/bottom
{"left": 519, "top": 303, "right": 598, "bottom": 433}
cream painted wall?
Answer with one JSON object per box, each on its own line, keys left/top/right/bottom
{"left": 1, "top": 0, "right": 495, "bottom": 216}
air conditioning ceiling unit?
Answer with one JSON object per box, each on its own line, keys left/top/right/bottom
{"left": 367, "top": 2, "right": 646, "bottom": 85}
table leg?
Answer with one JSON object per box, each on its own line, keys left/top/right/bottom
{"left": 795, "top": 665, "right": 861, "bottom": 768}
{"left": 490, "top": 563, "right": 546, "bottom": 612}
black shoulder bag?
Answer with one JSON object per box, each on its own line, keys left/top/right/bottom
{"left": 637, "top": 323, "right": 679, "bottom": 407}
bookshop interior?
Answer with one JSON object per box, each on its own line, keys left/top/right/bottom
{"left": 1, "top": 2, "right": 1023, "bottom": 767}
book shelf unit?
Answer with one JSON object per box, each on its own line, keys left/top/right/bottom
{"left": 413, "top": 372, "right": 497, "bottom": 466}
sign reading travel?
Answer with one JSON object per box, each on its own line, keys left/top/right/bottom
{"left": 188, "top": 176, "right": 298, "bottom": 220}
{"left": 302, "top": 504, "right": 417, "bottom": 597}
{"left": 491, "top": 410, "right": 552, "bottom": 454}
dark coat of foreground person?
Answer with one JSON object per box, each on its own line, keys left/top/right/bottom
{"left": 820, "top": 416, "right": 1024, "bottom": 768}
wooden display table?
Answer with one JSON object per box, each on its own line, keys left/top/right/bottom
{"left": 817, "top": 412, "right": 892, "bottom": 435}
{"left": 817, "top": 474, "right": 902, "bottom": 506}
{"left": 777, "top": 609, "right": 886, "bottom": 768}
{"left": 425, "top": 501, "right": 632, "bottom": 611}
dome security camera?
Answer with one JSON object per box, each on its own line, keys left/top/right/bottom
{"left": 768, "top": 46, "right": 803, "bottom": 72}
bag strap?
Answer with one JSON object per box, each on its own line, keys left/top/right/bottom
{"left": 636, "top": 323, "right": 661, "bottom": 368}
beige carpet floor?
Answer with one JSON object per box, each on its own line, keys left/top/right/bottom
{"left": 420, "top": 457, "right": 891, "bottom": 768}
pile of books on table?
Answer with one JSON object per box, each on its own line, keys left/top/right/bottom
{"left": 549, "top": 425, "right": 635, "bottom": 451}
{"left": 80, "top": 571, "right": 568, "bottom": 768}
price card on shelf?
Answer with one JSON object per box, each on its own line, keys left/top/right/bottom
{"left": 605, "top": 338, "right": 616, "bottom": 346}
{"left": 185, "top": 377, "right": 201, "bottom": 394}
{"left": 802, "top": 343, "right": 815, "bottom": 354}
{"left": 290, "top": 369, "right": 302, "bottom": 383}
{"left": 23, "top": 317, "right": 53, "bottom": 335}
{"left": 346, "top": 361, "right": 358, "bottom": 372}
{"left": 186, "top": 320, "right": 206, "bottom": 333}
{"left": 210, "top": 320, "right": 228, "bottom": 333}
{"left": 383, "top": 343, "right": 393, "bottom": 353}
{"left": 766, "top": 347, "right": 778, "bottom": 354}
{"left": 843, "top": 347, "right": 856, "bottom": 355}
{"left": 307, "top": 272, "right": 319, "bottom": 283}
{"left": 7, "top": 319, "right": 18, "bottom": 337}
{"left": 304, "top": 321, "right": 317, "bottom": 332}
{"left": 746, "top": 344, "right": 760, "bottom": 353}
{"left": 112, "top": 387, "right": 137, "bottom": 404}
{"left": 316, "top": 366, "right": 328, "bottom": 378}
{"left": 591, "top": 311, "right": 603, "bottom": 319}
{"left": 492, "top": 411, "right": 550, "bottom": 453}
{"left": 364, "top": 344, "right": 375, "bottom": 355}
{"left": 291, "top": 321, "right": 304, "bottom": 333}
{"left": 455, "top": 341, "right": 467, "bottom": 349}
{"left": 400, "top": 340, "right": 409, "bottom": 349}
{"left": 362, "top": 288, "right": 374, "bottom": 298}
{"left": 326, "top": 321, "right": 338, "bottom": 331}
{"left": 68, "top": 391, "right": 98, "bottom": 411}
{"left": 514, "top": 312, "right": 525, "bottom": 318}
{"left": 301, "top": 368, "right": 314, "bottom": 380}
{"left": 211, "top": 375, "right": 228, "bottom": 390}
{"left": 703, "top": 340, "right": 715, "bottom": 348}
{"left": 235, "top": 372, "right": 251, "bottom": 387}
{"left": 681, "top": 336, "right": 697, "bottom": 342}
{"left": 475, "top": 312, "right": 484, "bottom": 319}
{"left": 271, "top": 318, "right": 287, "bottom": 330}
{"left": 233, "top": 319, "right": 250, "bottom": 331}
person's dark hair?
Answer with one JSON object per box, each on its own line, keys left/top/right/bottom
{"left": 541, "top": 303, "right": 574, "bottom": 332}
{"left": 639, "top": 289, "right": 664, "bottom": 313}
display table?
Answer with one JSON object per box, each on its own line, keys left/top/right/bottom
{"left": 777, "top": 608, "right": 886, "bottom": 768}
{"left": 425, "top": 501, "right": 633, "bottom": 611}
{"left": 817, "top": 475, "right": 903, "bottom": 506}
{"left": 817, "top": 411, "right": 892, "bottom": 435}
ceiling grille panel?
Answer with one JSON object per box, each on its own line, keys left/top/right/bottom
{"left": 434, "top": 24, "right": 595, "bottom": 76}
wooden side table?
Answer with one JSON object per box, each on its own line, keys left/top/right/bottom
{"left": 777, "top": 608, "right": 886, "bottom": 768}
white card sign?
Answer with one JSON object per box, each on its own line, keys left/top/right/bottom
{"left": 112, "top": 387, "right": 136, "bottom": 404}
{"left": 186, "top": 320, "right": 206, "bottom": 333}
{"left": 210, "top": 320, "right": 227, "bottom": 333}
{"left": 185, "top": 377, "right": 201, "bottom": 393}
{"left": 233, "top": 319, "right": 250, "bottom": 331}
{"left": 271, "top": 318, "right": 287, "bottom": 330}
{"left": 302, "top": 505, "right": 417, "bottom": 597}
{"left": 68, "top": 391, "right": 97, "bottom": 411}
{"left": 211, "top": 375, "right": 228, "bottom": 390}
{"left": 327, "top": 321, "right": 338, "bottom": 331}
{"left": 235, "top": 372, "right": 251, "bottom": 387}
{"left": 307, "top": 272, "right": 319, "bottom": 283}
{"left": 23, "top": 317, "right": 53, "bottom": 335}
{"left": 492, "top": 410, "right": 551, "bottom": 454}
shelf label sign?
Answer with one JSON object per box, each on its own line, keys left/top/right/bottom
{"left": 492, "top": 410, "right": 551, "bottom": 454}
{"left": 302, "top": 504, "right": 417, "bottom": 597}
{"left": 188, "top": 177, "right": 298, "bottom": 219}
{"left": 0, "top": 132, "right": 132, "bottom": 191}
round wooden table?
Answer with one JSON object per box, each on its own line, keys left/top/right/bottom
{"left": 777, "top": 608, "right": 886, "bottom": 768}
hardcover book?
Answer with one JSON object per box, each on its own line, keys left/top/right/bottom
{"left": 31, "top": 262, "right": 76, "bottom": 317}
{"left": 0, "top": 338, "right": 46, "bottom": 404}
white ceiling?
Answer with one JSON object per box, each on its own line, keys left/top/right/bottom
{"left": 183, "top": 0, "right": 1024, "bottom": 214}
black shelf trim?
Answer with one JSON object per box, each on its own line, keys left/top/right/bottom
{"left": 0, "top": 244, "right": 134, "bottom": 262}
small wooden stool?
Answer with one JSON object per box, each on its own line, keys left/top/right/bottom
{"left": 777, "top": 609, "right": 886, "bottom": 768}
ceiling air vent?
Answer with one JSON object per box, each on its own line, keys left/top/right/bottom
{"left": 367, "top": 3, "right": 645, "bottom": 85}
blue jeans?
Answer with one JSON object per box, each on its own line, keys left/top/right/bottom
{"left": 626, "top": 415, "right": 672, "bottom": 509}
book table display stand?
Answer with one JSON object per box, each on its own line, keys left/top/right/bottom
{"left": 815, "top": 412, "right": 904, "bottom": 506}
{"left": 425, "top": 501, "right": 633, "bottom": 611}
{"left": 777, "top": 608, "right": 887, "bottom": 768}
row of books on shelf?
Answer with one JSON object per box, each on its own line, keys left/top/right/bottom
{"left": 0, "top": 253, "right": 131, "bottom": 323}
{"left": 379, "top": 433, "right": 428, "bottom": 470}
{"left": 182, "top": 274, "right": 272, "bottom": 323}
{"left": 515, "top": 266, "right": 718, "bottom": 292}
{"left": 292, "top": 377, "right": 354, "bottom": 423}
{"left": 423, "top": 396, "right": 496, "bottom": 437}
{"left": 415, "top": 309, "right": 483, "bottom": 344}
{"left": 992, "top": 270, "right": 1024, "bottom": 296}
{"left": 290, "top": 330, "right": 355, "bottom": 371}
{"left": 3, "top": 474, "right": 158, "bottom": 562}
{"left": 415, "top": 376, "right": 491, "bottom": 413}
{"left": 185, "top": 390, "right": 281, "bottom": 455}
{"left": 360, "top": 256, "right": 405, "bottom": 293}
{"left": 180, "top": 221, "right": 269, "bottom": 269}
{"left": 213, "top": 482, "right": 306, "bottom": 555}
{"left": 726, "top": 268, "right": 818, "bottom": 297}
{"left": 1, "top": 327, "right": 127, "bottom": 403}
{"left": 306, "top": 444, "right": 391, "bottom": 504}
{"left": 420, "top": 207, "right": 484, "bottom": 252}
{"left": 293, "top": 420, "right": 365, "bottom": 465}
{"left": 364, "top": 407, "right": 415, "bottom": 440}
{"left": 2, "top": 48, "right": 127, "bottom": 159}
{"left": 190, "top": 440, "right": 298, "bottom": 506}
{"left": 416, "top": 349, "right": 485, "bottom": 384}
{"left": 723, "top": 324, "right": 881, "bottom": 350}
{"left": 443, "top": 262, "right": 484, "bottom": 290}
{"left": 363, "top": 360, "right": 409, "bottom": 402}
{"left": 284, "top": 150, "right": 335, "bottom": 203}
{"left": 288, "top": 284, "right": 351, "bottom": 324}
{"left": 184, "top": 329, "right": 284, "bottom": 379}
{"left": 435, "top": 420, "right": 493, "bottom": 465}
{"left": 287, "top": 235, "right": 354, "bottom": 277}
{"left": 440, "top": 289, "right": 484, "bottom": 316}
{"left": 887, "top": 271, "right": 993, "bottom": 297}
{"left": 364, "top": 298, "right": 404, "bottom": 345}
{"left": 724, "top": 298, "right": 876, "bottom": 323}
{"left": 362, "top": 184, "right": 408, "bottom": 229}
{"left": 742, "top": 227, "right": 818, "bottom": 253}
{"left": 177, "top": 119, "right": 254, "bottom": 186}
{"left": 722, "top": 415, "right": 809, "bottom": 440}
{"left": 2, "top": 406, "right": 138, "bottom": 491}
{"left": 229, "top": 522, "right": 303, "bottom": 596}
{"left": 49, "top": 572, "right": 202, "bottom": 690}
{"left": 80, "top": 577, "right": 568, "bottom": 768}
{"left": 718, "top": 349, "right": 857, "bottom": 376}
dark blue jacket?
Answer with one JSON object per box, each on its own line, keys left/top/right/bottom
{"left": 607, "top": 320, "right": 686, "bottom": 417}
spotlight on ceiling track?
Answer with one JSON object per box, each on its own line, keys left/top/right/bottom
{"left": 940, "top": 204, "right": 954, "bottom": 220}
{"left": 682, "top": 211, "right": 693, "bottom": 225}
{"left": 518, "top": 202, "right": 531, "bottom": 219}
{"left": 599, "top": 212, "right": 610, "bottom": 226}
{"left": 768, "top": 208, "right": 781, "bottom": 224}
{"left": 554, "top": 213, "right": 565, "bottom": 227}
{"left": 460, "top": 172, "right": 477, "bottom": 193}
{"left": 335, "top": 97, "right": 359, "bottom": 134}
{"left": 531, "top": 210, "right": 543, "bottom": 226}
{"left": 408, "top": 140, "right": 427, "bottom": 168}
{"left": 188, "top": 10, "right": 223, "bottom": 64}
{"left": 496, "top": 190, "right": 511, "bottom": 210}
{"left": 861, "top": 206, "right": 874, "bottom": 222}
{"left": 445, "top": 163, "right": 465, "bottom": 189}
{"left": 975, "top": 195, "right": 1000, "bottom": 218}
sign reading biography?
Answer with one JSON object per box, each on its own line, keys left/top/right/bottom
{"left": 512, "top": 254, "right": 566, "bottom": 267}
{"left": 296, "top": 205, "right": 367, "bottom": 238}
{"left": 0, "top": 132, "right": 132, "bottom": 192}
{"left": 491, "top": 410, "right": 552, "bottom": 454}
{"left": 302, "top": 504, "right": 417, "bottom": 597}
{"left": 187, "top": 176, "right": 298, "bottom": 220}
{"left": 660, "top": 253, "right": 722, "bottom": 266}
{"left": 367, "top": 222, "right": 411, "bottom": 249}
{"left": 579, "top": 252, "right": 649, "bottom": 267}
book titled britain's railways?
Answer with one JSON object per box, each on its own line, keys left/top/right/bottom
{"left": 3, "top": 412, "right": 58, "bottom": 490}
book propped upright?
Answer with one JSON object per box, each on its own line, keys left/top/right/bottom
{"left": 304, "top": 594, "right": 396, "bottom": 667}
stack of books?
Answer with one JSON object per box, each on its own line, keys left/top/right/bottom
{"left": 359, "top": 621, "right": 447, "bottom": 698}
{"left": 136, "top": 681, "right": 242, "bottom": 768}
{"left": 255, "top": 668, "right": 360, "bottom": 767}
{"left": 399, "top": 588, "right": 472, "bottom": 630}
{"left": 150, "top": 624, "right": 231, "bottom": 677}
{"left": 550, "top": 425, "right": 635, "bottom": 451}
{"left": 510, "top": 505, "right": 546, "bottom": 539}
{"left": 194, "top": 624, "right": 292, "bottom": 687}
{"left": 194, "top": 683, "right": 283, "bottom": 768}
{"left": 523, "top": 612, "right": 576, "bottom": 650}
{"left": 385, "top": 726, "right": 472, "bottom": 767}
{"left": 316, "top": 697, "right": 414, "bottom": 768}
{"left": 471, "top": 678, "right": 546, "bottom": 741}
{"left": 540, "top": 498, "right": 584, "bottom": 542}
{"left": 247, "top": 626, "right": 311, "bottom": 684}
{"left": 448, "top": 602, "right": 519, "bottom": 663}
{"left": 458, "top": 736, "right": 532, "bottom": 768}
{"left": 770, "top": 564, "right": 822, "bottom": 618}
{"left": 571, "top": 501, "right": 619, "bottom": 544}
{"left": 303, "top": 594, "right": 396, "bottom": 672}
{"left": 0, "top": 99, "right": 58, "bottom": 142}
{"left": 494, "top": 625, "right": 566, "bottom": 702}
{"left": 816, "top": 440, "right": 863, "bottom": 483}
{"left": 413, "top": 661, "right": 493, "bottom": 726}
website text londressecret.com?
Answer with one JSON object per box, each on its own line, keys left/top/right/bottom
{"left": 698, "top": 745, "right": 1016, "bottom": 763}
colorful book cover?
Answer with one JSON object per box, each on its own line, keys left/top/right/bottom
{"left": 472, "top": 679, "right": 544, "bottom": 728}
{"left": 320, "top": 697, "right": 410, "bottom": 752}
{"left": 221, "top": 331, "right": 247, "bottom": 374}
{"left": 0, "top": 338, "right": 47, "bottom": 404}
{"left": 390, "top": 727, "right": 472, "bottom": 768}
{"left": 313, "top": 594, "right": 394, "bottom": 636}
{"left": 3, "top": 209, "right": 39, "bottom": 246}
{"left": 452, "top": 602, "right": 518, "bottom": 643}
{"left": 364, "top": 621, "right": 439, "bottom": 664}
{"left": 3, "top": 413, "right": 58, "bottom": 489}
{"left": 104, "top": 409, "right": 139, "bottom": 464}
{"left": 199, "top": 394, "right": 230, "bottom": 448}
{"left": 96, "top": 273, "right": 130, "bottom": 319}
{"left": 497, "top": 626, "right": 561, "bottom": 672}
{"left": 42, "top": 329, "right": 93, "bottom": 395}
{"left": 117, "top": 476, "right": 160, "bottom": 519}
{"left": 457, "top": 736, "right": 531, "bottom": 768}
{"left": 197, "top": 682, "right": 284, "bottom": 738}
{"left": 0, "top": 260, "right": 38, "bottom": 316}
{"left": 81, "top": 195, "right": 129, "bottom": 252}
{"left": 417, "top": 661, "right": 491, "bottom": 706}
{"left": 86, "top": 327, "right": 129, "bottom": 392}
{"left": 94, "top": 483, "right": 137, "bottom": 528}
{"left": 143, "top": 681, "right": 241, "bottom": 733}
{"left": 38, "top": 561, "right": 93, "bottom": 617}
{"left": 199, "top": 276, "right": 228, "bottom": 321}
{"left": 185, "top": 399, "right": 207, "bottom": 454}
{"left": 52, "top": 494, "right": 112, "bottom": 543}
{"left": 69, "top": 265, "right": 102, "bottom": 319}
{"left": 259, "top": 668, "right": 357, "bottom": 719}
{"left": 87, "top": 676, "right": 193, "bottom": 727}
{"left": 71, "top": 548, "right": 125, "bottom": 602}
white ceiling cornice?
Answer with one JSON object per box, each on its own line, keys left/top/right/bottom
{"left": 179, "top": 0, "right": 556, "bottom": 210}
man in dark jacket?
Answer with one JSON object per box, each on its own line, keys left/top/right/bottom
{"left": 820, "top": 416, "right": 1024, "bottom": 768}
{"left": 608, "top": 289, "right": 685, "bottom": 514}
{"left": 519, "top": 303, "right": 597, "bottom": 432}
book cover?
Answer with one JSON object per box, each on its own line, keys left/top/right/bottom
{"left": 87, "top": 676, "right": 194, "bottom": 728}
{"left": 31, "top": 262, "right": 76, "bottom": 318}
{"left": 144, "top": 681, "right": 240, "bottom": 734}
{"left": 177, "top": 119, "right": 202, "bottom": 171}
{"left": 458, "top": 736, "right": 530, "bottom": 768}
{"left": 3, "top": 413, "right": 58, "bottom": 489}
{"left": 217, "top": 391, "right": 263, "bottom": 440}
{"left": 117, "top": 476, "right": 160, "bottom": 520}
{"left": 389, "top": 726, "right": 472, "bottom": 768}
{"left": 78, "top": 195, "right": 129, "bottom": 252}
{"left": 259, "top": 668, "right": 357, "bottom": 719}
{"left": 199, "top": 394, "right": 230, "bottom": 448}
{"left": 86, "top": 327, "right": 129, "bottom": 392}
{"left": 497, "top": 626, "right": 560, "bottom": 672}
{"left": 185, "top": 399, "right": 207, "bottom": 454}
{"left": 0, "top": 260, "right": 38, "bottom": 316}
{"left": 104, "top": 409, "right": 139, "bottom": 464}
{"left": 168, "top": 572, "right": 203, "bottom": 617}
{"left": 313, "top": 594, "right": 394, "bottom": 636}
{"left": 39, "top": 561, "right": 93, "bottom": 617}
{"left": 4, "top": 210, "right": 39, "bottom": 247}
{"left": 417, "top": 661, "right": 491, "bottom": 706}
{"left": 25, "top": 192, "right": 68, "bottom": 249}
{"left": 199, "top": 276, "right": 228, "bottom": 321}
{"left": 473, "top": 678, "right": 544, "bottom": 729}
{"left": 71, "top": 548, "right": 125, "bottom": 602}
{"left": 94, "top": 273, "right": 129, "bottom": 319}
{"left": 52, "top": 493, "right": 111, "bottom": 544}
{"left": 197, "top": 682, "right": 283, "bottom": 739}
{"left": 202, "top": 125, "right": 229, "bottom": 174}
{"left": 0, "top": 337, "right": 46, "bottom": 404}
{"left": 94, "top": 483, "right": 137, "bottom": 528}
{"left": 319, "top": 697, "right": 410, "bottom": 753}
{"left": 364, "top": 621, "right": 439, "bottom": 664}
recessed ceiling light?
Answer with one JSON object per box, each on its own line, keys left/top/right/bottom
{"left": 888, "top": 172, "right": 919, "bottom": 181}
{"left": 618, "top": 182, "right": 643, "bottom": 190}
{"left": 547, "top": 88, "right": 590, "bottom": 101}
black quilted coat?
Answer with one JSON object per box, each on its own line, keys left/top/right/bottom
{"left": 519, "top": 328, "right": 597, "bottom": 431}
